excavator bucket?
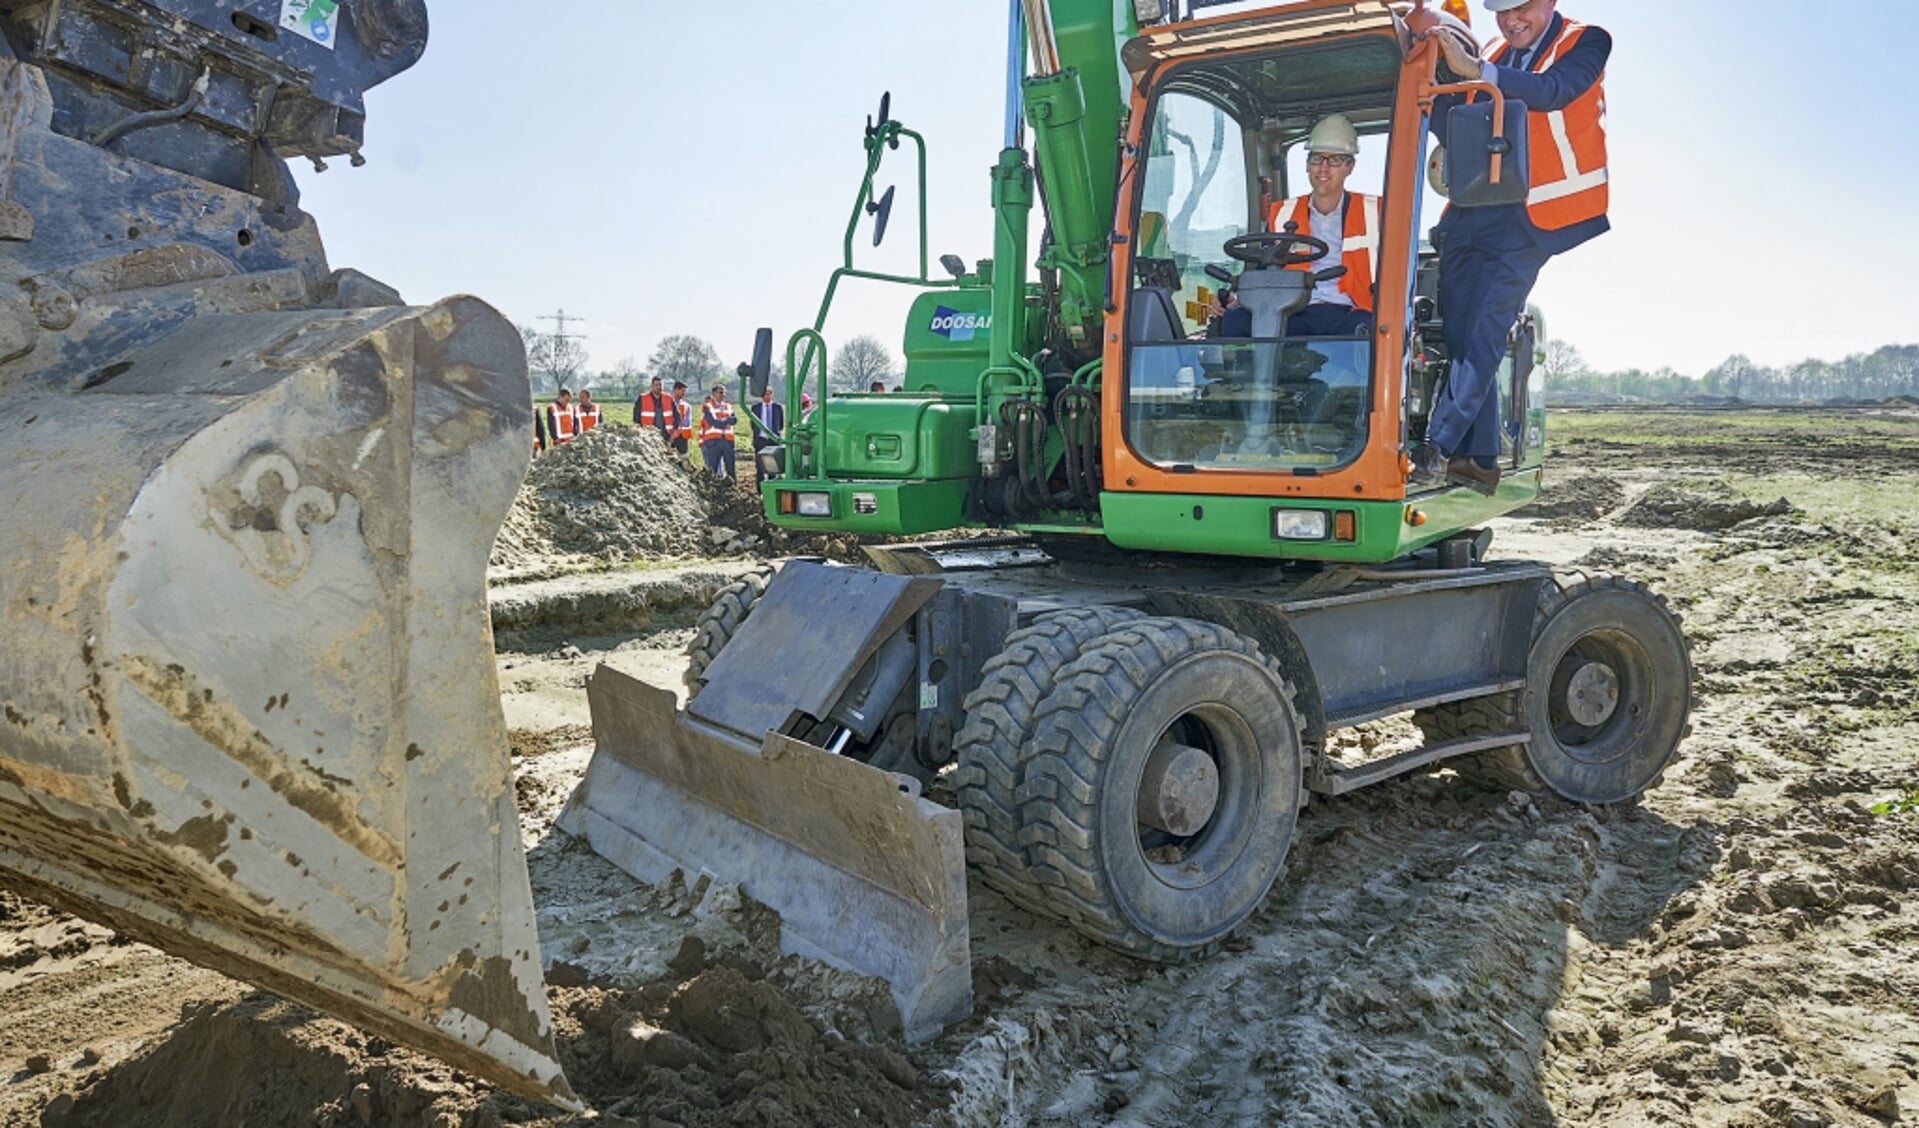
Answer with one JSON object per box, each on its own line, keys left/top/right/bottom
{"left": 560, "top": 663, "right": 972, "bottom": 1043}
{"left": 0, "top": 0, "right": 575, "bottom": 1105}
{"left": 0, "top": 296, "right": 576, "bottom": 1107}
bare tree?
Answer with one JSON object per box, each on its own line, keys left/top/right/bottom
{"left": 521, "top": 324, "right": 589, "bottom": 394}
{"left": 1540, "top": 338, "right": 1589, "bottom": 384}
{"left": 648, "top": 335, "right": 723, "bottom": 392}
{"left": 596, "top": 355, "right": 646, "bottom": 402}
{"left": 832, "top": 334, "right": 895, "bottom": 393}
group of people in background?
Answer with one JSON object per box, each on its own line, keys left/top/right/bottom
{"left": 531, "top": 378, "right": 814, "bottom": 483}
{"left": 532, "top": 387, "right": 601, "bottom": 452}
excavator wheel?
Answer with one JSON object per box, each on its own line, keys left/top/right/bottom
{"left": 1418, "top": 574, "right": 1691, "bottom": 804}
{"left": 1018, "top": 617, "right": 1302, "bottom": 960}
{"left": 683, "top": 566, "right": 775, "bottom": 696}
{"left": 953, "top": 605, "right": 1143, "bottom": 914}
{"left": 1414, "top": 692, "right": 1546, "bottom": 794}
{"left": 1516, "top": 574, "right": 1692, "bottom": 804}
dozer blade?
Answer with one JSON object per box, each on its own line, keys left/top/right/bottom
{"left": 560, "top": 664, "right": 972, "bottom": 1042}
{"left": 0, "top": 297, "right": 576, "bottom": 1106}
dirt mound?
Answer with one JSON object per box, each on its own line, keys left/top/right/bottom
{"left": 1516, "top": 471, "right": 1624, "bottom": 522}
{"left": 1617, "top": 481, "right": 1795, "bottom": 531}
{"left": 492, "top": 426, "right": 711, "bottom": 570}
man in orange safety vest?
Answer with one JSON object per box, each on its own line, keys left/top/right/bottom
{"left": 1265, "top": 113, "right": 1380, "bottom": 339}
{"left": 1414, "top": 0, "right": 1609, "bottom": 496}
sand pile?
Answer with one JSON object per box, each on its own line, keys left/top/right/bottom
{"left": 492, "top": 425, "right": 710, "bottom": 570}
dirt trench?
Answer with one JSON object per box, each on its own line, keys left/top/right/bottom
{"left": 3, "top": 405, "right": 1917, "bottom": 1127}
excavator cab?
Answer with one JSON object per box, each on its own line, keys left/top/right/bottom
{"left": 1101, "top": 3, "right": 1544, "bottom": 561}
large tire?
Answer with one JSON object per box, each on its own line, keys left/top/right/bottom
{"left": 1519, "top": 575, "right": 1692, "bottom": 803}
{"left": 1414, "top": 691, "right": 1546, "bottom": 793}
{"left": 1417, "top": 574, "right": 1691, "bottom": 804}
{"left": 952, "top": 605, "right": 1143, "bottom": 914}
{"left": 682, "top": 566, "right": 773, "bottom": 697}
{"left": 1019, "top": 617, "right": 1303, "bottom": 960}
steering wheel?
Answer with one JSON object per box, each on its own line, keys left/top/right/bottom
{"left": 1223, "top": 231, "right": 1330, "bottom": 270}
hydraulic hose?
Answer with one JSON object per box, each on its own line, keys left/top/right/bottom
{"left": 92, "top": 71, "right": 210, "bottom": 148}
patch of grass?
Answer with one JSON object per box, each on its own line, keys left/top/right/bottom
{"left": 1548, "top": 406, "right": 1919, "bottom": 451}
{"left": 1870, "top": 788, "right": 1919, "bottom": 816}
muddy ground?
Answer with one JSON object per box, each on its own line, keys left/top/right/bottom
{"left": 3, "top": 406, "right": 1916, "bottom": 1127}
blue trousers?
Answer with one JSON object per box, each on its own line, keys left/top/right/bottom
{"left": 701, "top": 439, "right": 735, "bottom": 478}
{"left": 1429, "top": 210, "right": 1550, "bottom": 460}
{"left": 1286, "top": 303, "right": 1373, "bottom": 338}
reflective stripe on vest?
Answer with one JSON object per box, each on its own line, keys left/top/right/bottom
{"left": 578, "top": 404, "right": 601, "bottom": 432}
{"left": 698, "top": 403, "right": 736, "bottom": 443}
{"left": 549, "top": 404, "right": 578, "bottom": 442}
{"left": 674, "top": 401, "right": 692, "bottom": 440}
{"left": 1488, "top": 20, "right": 1609, "bottom": 229}
{"left": 637, "top": 392, "right": 671, "bottom": 429}
{"left": 1265, "top": 192, "right": 1380, "bottom": 313}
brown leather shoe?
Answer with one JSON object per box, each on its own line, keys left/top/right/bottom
{"left": 1446, "top": 457, "right": 1501, "bottom": 497}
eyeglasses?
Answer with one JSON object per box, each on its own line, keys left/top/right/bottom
{"left": 1306, "top": 154, "right": 1353, "bottom": 168}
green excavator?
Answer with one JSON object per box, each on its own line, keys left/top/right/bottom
{"left": 0, "top": 0, "right": 1687, "bottom": 1108}
{"left": 563, "top": 0, "right": 1690, "bottom": 1045}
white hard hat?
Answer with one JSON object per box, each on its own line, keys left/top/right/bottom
{"left": 1427, "top": 146, "right": 1449, "bottom": 197}
{"left": 1305, "top": 113, "right": 1359, "bottom": 157}
{"left": 1483, "top": 0, "right": 1530, "bottom": 10}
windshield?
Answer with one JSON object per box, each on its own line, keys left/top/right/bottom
{"left": 1128, "top": 339, "right": 1369, "bottom": 470}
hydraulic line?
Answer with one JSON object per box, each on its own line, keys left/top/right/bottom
{"left": 92, "top": 71, "right": 210, "bottom": 148}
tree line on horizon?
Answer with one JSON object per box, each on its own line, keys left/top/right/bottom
{"left": 1543, "top": 340, "right": 1919, "bottom": 405}
{"left": 519, "top": 326, "right": 898, "bottom": 402}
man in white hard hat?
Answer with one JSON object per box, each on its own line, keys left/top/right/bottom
{"left": 1412, "top": 0, "right": 1610, "bottom": 495}
{"left": 1265, "top": 113, "right": 1380, "bottom": 338}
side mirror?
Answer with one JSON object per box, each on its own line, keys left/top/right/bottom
{"left": 743, "top": 327, "right": 773, "bottom": 398}
{"left": 1445, "top": 100, "right": 1530, "bottom": 208}
{"left": 940, "top": 253, "right": 967, "bottom": 279}
{"left": 867, "top": 185, "right": 897, "bottom": 247}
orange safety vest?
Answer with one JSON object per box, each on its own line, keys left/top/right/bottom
{"left": 672, "top": 399, "right": 693, "bottom": 440}
{"left": 577, "top": 403, "right": 602, "bottom": 432}
{"left": 1266, "top": 192, "right": 1380, "bottom": 313}
{"left": 698, "top": 401, "right": 736, "bottom": 443}
{"left": 1484, "top": 20, "right": 1608, "bottom": 231}
{"left": 548, "top": 402, "right": 578, "bottom": 443}
{"left": 636, "top": 391, "right": 672, "bottom": 429}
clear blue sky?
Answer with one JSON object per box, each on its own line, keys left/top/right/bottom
{"left": 295, "top": 1, "right": 1918, "bottom": 381}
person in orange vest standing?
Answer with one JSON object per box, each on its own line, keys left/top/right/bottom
{"left": 1265, "top": 114, "right": 1380, "bottom": 339}
{"left": 634, "top": 376, "right": 675, "bottom": 445}
{"left": 1416, "top": 0, "right": 1608, "bottom": 495}
{"left": 545, "top": 387, "right": 579, "bottom": 447}
{"left": 669, "top": 380, "right": 693, "bottom": 459}
{"left": 698, "top": 384, "right": 738, "bottom": 478}
{"left": 576, "top": 388, "right": 602, "bottom": 433}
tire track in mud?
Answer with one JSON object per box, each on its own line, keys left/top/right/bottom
{"left": 945, "top": 775, "right": 1720, "bottom": 1127}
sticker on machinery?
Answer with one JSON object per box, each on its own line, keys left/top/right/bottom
{"left": 281, "top": 0, "right": 341, "bottom": 49}
{"left": 929, "top": 306, "right": 991, "bottom": 343}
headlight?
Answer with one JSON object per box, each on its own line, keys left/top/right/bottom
{"left": 796, "top": 493, "right": 832, "bottom": 517}
{"left": 1273, "top": 510, "right": 1329, "bottom": 541}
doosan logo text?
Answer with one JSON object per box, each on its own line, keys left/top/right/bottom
{"left": 930, "top": 307, "right": 991, "bottom": 342}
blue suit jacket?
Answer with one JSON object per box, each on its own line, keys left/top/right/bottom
{"left": 1431, "top": 12, "right": 1612, "bottom": 256}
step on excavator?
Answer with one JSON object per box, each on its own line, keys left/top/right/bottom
{"left": 564, "top": 0, "right": 1691, "bottom": 1045}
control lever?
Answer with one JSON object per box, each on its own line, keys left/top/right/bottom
{"left": 1204, "top": 263, "right": 1235, "bottom": 285}
{"left": 1312, "top": 264, "right": 1348, "bottom": 283}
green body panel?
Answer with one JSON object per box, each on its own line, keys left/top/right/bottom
{"left": 903, "top": 290, "right": 999, "bottom": 396}
{"left": 762, "top": 478, "right": 972, "bottom": 537}
{"left": 1043, "top": 0, "right": 1133, "bottom": 230}
{"left": 1096, "top": 475, "right": 1544, "bottom": 564}
{"left": 815, "top": 399, "right": 980, "bottom": 481}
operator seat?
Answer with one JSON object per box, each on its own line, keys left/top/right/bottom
{"left": 1129, "top": 286, "right": 1186, "bottom": 344}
